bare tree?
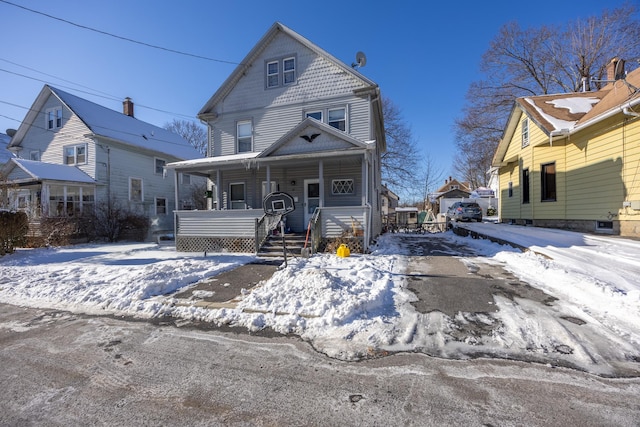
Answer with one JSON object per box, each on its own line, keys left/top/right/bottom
{"left": 454, "top": 3, "right": 640, "bottom": 184}
{"left": 164, "top": 119, "right": 208, "bottom": 155}
{"left": 380, "top": 97, "right": 420, "bottom": 195}
{"left": 416, "top": 153, "right": 445, "bottom": 210}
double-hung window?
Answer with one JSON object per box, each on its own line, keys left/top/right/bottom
{"left": 328, "top": 108, "right": 346, "bottom": 131}
{"left": 46, "top": 107, "right": 62, "bottom": 130}
{"left": 267, "top": 61, "right": 279, "bottom": 88}
{"left": 237, "top": 120, "right": 253, "bottom": 153}
{"left": 283, "top": 57, "right": 295, "bottom": 85}
{"left": 306, "top": 111, "right": 323, "bottom": 121}
{"left": 64, "top": 144, "right": 87, "bottom": 165}
{"left": 521, "top": 118, "right": 529, "bottom": 148}
{"left": 265, "top": 55, "right": 296, "bottom": 88}
{"left": 155, "top": 158, "right": 166, "bottom": 175}
{"left": 155, "top": 197, "right": 167, "bottom": 215}
{"left": 129, "top": 177, "right": 143, "bottom": 202}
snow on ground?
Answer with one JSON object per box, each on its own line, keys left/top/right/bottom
{"left": 1, "top": 223, "right": 639, "bottom": 376}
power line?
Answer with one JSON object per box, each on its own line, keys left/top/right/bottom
{"left": 0, "top": 0, "right": 241, "bottom": 65}
{"left": 0, "top": 105, "right": 201, "bottom": 150}
{"left": 0, "top": 67, "right": 196, "bottom": 121}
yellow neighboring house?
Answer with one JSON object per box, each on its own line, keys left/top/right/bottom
{"left": 492, "top": 58, "right": 640, "bottom": 238}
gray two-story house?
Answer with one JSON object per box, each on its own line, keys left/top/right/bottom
{"left": 167, "top": 22, "right": 386, "bottom": 254}
{"left": 2, "top": 85, "right": 203, "bottom": 240}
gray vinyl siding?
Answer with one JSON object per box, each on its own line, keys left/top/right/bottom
{"left": 217, "top": 32, "right": 368, "bottom": 114}
{"left": 211, "top": 95, "right": 371, "bottom": 157}
{"left": 21, "top": 95, "right": 97, "bottom": 179}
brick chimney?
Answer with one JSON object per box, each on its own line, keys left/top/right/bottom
{"left": 606, "top": 58, "right": 625, "bottom": 81}
{"left": 123, "top": 97, "right": 134, "bottom": 117}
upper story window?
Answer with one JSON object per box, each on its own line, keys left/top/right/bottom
{"left": 521, "top": 118, "right": 529, "bottom": 148}
{"left": 283, "top": 57, "right": 296, "bottom": 85}
{"left": 155, "top": 158, "right": 166, "bottom": 175}
{"left": 30, "top": 151, "right": 40, "bottom": 161}
{"left": 46, "top": 107, "right": 62, "bottom": 130}
{"left": 306, "top": 111, "right": 323, "bottom": 121}
{"left": 64, "top": 144, "right": 87, "bottom": 165}
{"left": 237, "top": 120, "right": 253, "bottom": 153}
{"left": 265, "top": 55, "right": 297, "bottom": 88}
{"left": 328, "top": 108, "right": 346, "bottom": 131}
{"left": 267, "top": 61, "right": 279, "bottom": 88}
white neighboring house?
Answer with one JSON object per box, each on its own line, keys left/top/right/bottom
{"left": 1, "top": 85, "right": 203, "bottom": 240}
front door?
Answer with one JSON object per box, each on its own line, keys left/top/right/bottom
{"left": 304, "top": 179, "right": 320, "bottom": 226}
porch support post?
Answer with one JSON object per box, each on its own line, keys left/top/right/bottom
{"left": 173, "top": 170, "right": 179, "bottom": 241}
{"left": 362, "top": 153, "right": 368, "bottom": 206}
{"left": 318, "top": 160, "right": 324, "bottom": 207}
{"left": 216, "top": 170, "right": 222, "bottom": 210}
{"left": 266, "top": 165, "right": 271, "bottom": 195}
{"left": 173, "top": 169, "right": 179, "bottom": 211}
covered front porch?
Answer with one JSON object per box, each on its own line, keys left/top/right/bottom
{"left": 168, "top": 150, "right": 377, "bottom": 254}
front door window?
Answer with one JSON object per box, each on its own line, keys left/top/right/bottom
{"left": 304, "top": 179, "right": 320, "bottom": 226}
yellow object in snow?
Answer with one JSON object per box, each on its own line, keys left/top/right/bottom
{"left": 336, "top": 244, "right": 350, "bottom": 257}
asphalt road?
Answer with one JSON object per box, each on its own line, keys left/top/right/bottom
{"left": 1, "top": 303, "right": 639, "bottom": 426}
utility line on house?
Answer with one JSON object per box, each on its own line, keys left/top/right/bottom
{"left": 0, "top": 0, "right": 241, "bottom": 65}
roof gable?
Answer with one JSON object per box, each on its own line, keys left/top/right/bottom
{"left": 198, "top": 22, "right": 378, "bottom": 118}
{"left": 258, "top": 118, "right": 371, "bottom": 158}
{"left": 9, "top": 85, "right": 202, "bottom": 161}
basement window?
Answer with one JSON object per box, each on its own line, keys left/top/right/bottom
{"left": 596, "top": 221, "right": 614, "bottom": 232}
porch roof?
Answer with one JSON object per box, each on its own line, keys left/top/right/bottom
{"left": 166, "top": 146, "right": 368, "bottom": 174}
{"left": 2, "top": 159, "right": 95, "bottom": 185}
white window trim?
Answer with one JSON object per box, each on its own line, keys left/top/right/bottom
{"left": 155, "top": 197, "right": 167, "bottom": 215}
{"left": 521, "top": 118, "right": 529, "bottom": 148}
{"left": 154, "top": 157, "right": 166, "bottom": 175}
{"left": 283, "top": 56, "right": 296, "bottom": 85}
{"left": 236, "top": 120, "right": 253, "bottom": 153}
{"left": 229, "top": 182, "right": 246, "bottom": 210}
{"left": 265, "top": 55, "right": 297, "bottom": 89}
{"left": 129, "top": 177, "right": 144, "bottom": 202}
{"left": 305, "top": 111, "right": 323, "bottom": 121}
{"left": 63, "top": 143, "right": 87, "bottom": 165}
{"left": 266, "top": 60, "right": 279, "bottom": 88}
{"left": 45, "top": 107, "right": 62, "bottom": 130}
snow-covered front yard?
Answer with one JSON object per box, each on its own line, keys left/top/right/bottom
{"left": 1, "top": 223, "right": 639, "bottom": 377}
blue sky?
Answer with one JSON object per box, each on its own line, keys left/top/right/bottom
{"left": 1, "top": 0, "right": 634, "bottom": 184}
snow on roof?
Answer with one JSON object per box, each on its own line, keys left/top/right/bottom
{"left": 11, "top": 158, "right": 95, "bottom": 183}
{"left": 523, "top": 95, "right": 601, "bottom": 132}
{"left": 167, "top": 152, "right": 259, "bottom": 169}
{"left": 50, "top": 86, "right": 202, "bottom": 160}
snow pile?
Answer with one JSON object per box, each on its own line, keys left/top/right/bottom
{"left": 1, "top": 226, "right": 639, "bottom": 376}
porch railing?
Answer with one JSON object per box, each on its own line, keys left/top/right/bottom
{"left": 255, "top": 213, "right": 282, "bottom": 253}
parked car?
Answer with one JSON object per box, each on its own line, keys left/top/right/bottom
{"left": 446, "top": 202, "right": 483, "bottom": 223}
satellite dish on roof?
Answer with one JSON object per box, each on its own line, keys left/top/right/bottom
{"left": 6, "top": 129, "right": 16, "bottom": 137}
{"left": 352, "top": 51, "right": 367, "bottom": 69}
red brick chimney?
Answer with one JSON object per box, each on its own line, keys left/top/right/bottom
{"left": 606, "top": 58, "right": 625, "bottom": 81}
{"left": 123, "top": 97, "right": 134, "bottom": 117}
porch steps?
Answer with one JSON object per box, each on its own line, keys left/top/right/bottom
{"left": 258, "top": 233, "right": 308, "bottom": 258}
